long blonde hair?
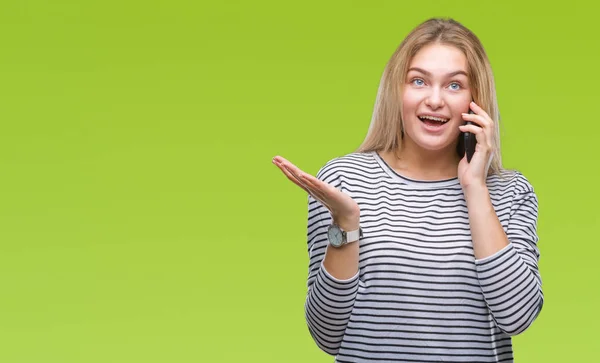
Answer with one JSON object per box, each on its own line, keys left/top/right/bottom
{"left": 356, "top": 17, "right": 503, "bottom": 175}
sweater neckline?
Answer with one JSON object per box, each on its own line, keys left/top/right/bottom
{"left": 370, "top": 151, "right": 461, "bottom": 189}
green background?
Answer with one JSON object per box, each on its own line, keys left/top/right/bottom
{"left": 0, "top": 0, "right": 597, "bottom": 362}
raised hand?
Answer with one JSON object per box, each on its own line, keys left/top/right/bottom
{"left": 272, "top": 156, "right": 360, "bottom": 229}
{"left": 458, "top": 101, "right": 495, "bottom": 189}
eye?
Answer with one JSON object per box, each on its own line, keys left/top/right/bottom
{"left": 449, "top": 82, "right": 461, "bottom": 91}
{"left": 411, "top": 78, "right": 425, "bottom": 86}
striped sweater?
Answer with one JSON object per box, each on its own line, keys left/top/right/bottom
{"left": 304, "top": 151, "right": 543, "bottom": 362}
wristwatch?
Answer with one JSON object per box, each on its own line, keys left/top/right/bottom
{"left": 327, "top": 223, "right": 363, "bottom": 248}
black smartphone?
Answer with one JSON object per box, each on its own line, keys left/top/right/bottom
{"left": 456, "top": 109, "right": 477, "bottom": 162}
{"left": 464, "top": 109, "right": 477, "bottom": 162}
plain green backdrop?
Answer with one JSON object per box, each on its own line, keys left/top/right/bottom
{"left": 0, "top": 0, "right": 598, "bottom": 362}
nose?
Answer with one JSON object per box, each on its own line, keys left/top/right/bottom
{"left": 424, "top": 88, "right": 445, "bottom": 109}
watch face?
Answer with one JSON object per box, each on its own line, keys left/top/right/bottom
{"left": 327, "top": 224, "right": 344, "bottom": 247}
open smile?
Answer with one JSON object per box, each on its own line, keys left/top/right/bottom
{"left": 418, "top": 115, "right": 450, "bottom": 125}
{"left": 418, "top": 115, "right": 451, "bottom": 132}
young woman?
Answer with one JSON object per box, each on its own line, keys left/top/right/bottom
{"left": 272, "top": 17, "right": 543, "bottom": 362}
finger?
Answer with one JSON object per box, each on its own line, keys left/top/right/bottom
{"left": 285, "top": 166, "right": 336, "bottom": 210}
{"left": 293, "top": 169, "right": 335, "bottom": 209}
{"left": 461, "top": 112, "right": 491, "bottom": 129}
{"left": 273, "top": 156, "right": 303, "bottom": 177}
{"left": 297, "top": 173, "right": 335, "bottom": 210}
{"left": 279, "top": 158, "right": 307, "bottom": 179}
{"left": 275, "top": 162, "right": 311, "bottom": 194}
{"left": 458, "top": 124, "right": 483, "bottom": 134}
{"left": 283, "top": 166, "right": 334, "bottom": 210}
{"left": 297, "top": 170, "right": 333, "bottom": 195}
{"left": 272, "top": 155, "right": 291, "bottom": 164}
{"left": 273, "top": 157, "right": 306, "bottom": 187}
{"left": 280, "top": 161, "right": 306, "bottom": 185}
{"left": 278, "top": 159, "right": 321, "bottom": 194}
{"left": 459, "top": 125, "right": 492, "bottom": 151}
{"left": 274, "top": 157, "right": 337, "bottom": 211}
{"left": 273, "top": 157, "right": 332, "bottom": 209}
{"left": 469, "top": 101, "right": 492, "bottom": 121}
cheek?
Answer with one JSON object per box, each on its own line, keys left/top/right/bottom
{"left": 402, "top": 89, "right": 419, "bottom": 106}
{"left": 450, "top": 96, "right": 472, "bottom": 114}
{"left": 401, "top": 90, "right": 420, "bottom": 118}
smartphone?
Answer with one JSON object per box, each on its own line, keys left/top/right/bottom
{"left": 464, "top": 109, "right": 477, "bottom": 162}
{"left": 456, "top": 108, "right": 477, "bottom": 162}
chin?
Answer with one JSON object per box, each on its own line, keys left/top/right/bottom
{"left": 411, "top": 135, "right": 457, "bottom": 152}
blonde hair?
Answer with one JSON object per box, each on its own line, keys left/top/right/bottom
{"left": 356, "top": 17, "right": 504, "bottom": 175}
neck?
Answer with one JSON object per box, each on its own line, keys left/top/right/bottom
{"left": 382, "top": 139, "right": 461, "bottom": 181}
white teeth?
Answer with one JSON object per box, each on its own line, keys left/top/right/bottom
{"left": 419, "top": 115, "right": 449, "bottom": 123}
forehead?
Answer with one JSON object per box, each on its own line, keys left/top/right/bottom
{"left": 408, "top": 44, "right": 467, "bottom": 74}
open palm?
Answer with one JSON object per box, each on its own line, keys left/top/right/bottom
{"left": 272, "top": 156, "right": 360, "bottom": 226}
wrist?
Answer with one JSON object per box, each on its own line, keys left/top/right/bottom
{"left": 463, "top": 182, "right": 489, "bottom": 201}
{"left": 332, "top": 213, "right": 360, "bottom": 232}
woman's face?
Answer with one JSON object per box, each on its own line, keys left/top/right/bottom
{"left": 401, "top": 43, "right": 472, "bottom": 153}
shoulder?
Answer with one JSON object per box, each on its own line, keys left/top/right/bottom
{"left": 487, "top": 168, "right": 537, "bottom": 206}
{"left": 315, "top": 151, "right": 378, "bottom": 183}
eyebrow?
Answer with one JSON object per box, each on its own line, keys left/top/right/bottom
{"left": 407, "top": 67, "right": 468, "bottom": 78}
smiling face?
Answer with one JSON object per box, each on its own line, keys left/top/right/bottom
{"left": 401, "top": 43, "right": 473, "bottom": 154}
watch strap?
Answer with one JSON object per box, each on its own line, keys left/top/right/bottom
{"left": 345, "top": 228, "right": 363, "bottom": 243}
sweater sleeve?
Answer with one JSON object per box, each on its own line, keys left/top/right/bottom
{"left": 475, "top": 175, "right": 544, "bottom": 336}
{"left": 304, "top": 160, "right": 360, "bottom": 355}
